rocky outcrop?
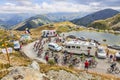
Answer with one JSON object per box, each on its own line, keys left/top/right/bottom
{"left": 29, "top": 60, "right": 40, "bottom": 71}
{"left": 1, "top": 66, "right": 45, "bottom": 80}
{"left": 47, "top": 70, "right": 102, "bottom": 80}
{"left": 47, "top": 70, "right": 79, "bottom": 80}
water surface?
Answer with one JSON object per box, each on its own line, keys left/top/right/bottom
{"left": 64, "top": 31, "right": 120, "bottom": 45}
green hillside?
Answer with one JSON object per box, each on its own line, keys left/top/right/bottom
{"left": 13, "top": 15, "right": 52, "bottom": 31}
{"left": 71, "top": 9, "right": 119, "bottom": 26}
{"left": 88, "top": 13, "right": 120, "bottom": 30}
{"left": 31, "top": 21, "right": 77, "bottom": 38}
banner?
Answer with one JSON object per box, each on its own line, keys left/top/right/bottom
{"left": 1, "top": 47, "right": 13, "bottom": 54}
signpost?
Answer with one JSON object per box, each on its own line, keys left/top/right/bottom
{"left": 2, "top": 43, "right": 11, "bottom": 66}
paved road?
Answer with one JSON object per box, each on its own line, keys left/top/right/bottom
{"left": 21, "top": 41, "right": 46, "bottom": 63}
{"left": 21, "top": 40, "right": 120, "bottom": 78}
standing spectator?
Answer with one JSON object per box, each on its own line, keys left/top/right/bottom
{"left": 113, "top": 54, "right": 116, "bottom": 62}
{"left": 63, "top": 56, "right": 67, "bottom": 65}
{"left": 54, "top": 54, "right": 59, "bottom": 64}
{"left": 106, "top": 48, "right": 109, "bottom": 58}
{"left": 109, "top": 54, "right": 113, "bottom": 62}
{"left": 87, "top": 49, "right": 90, "bottom": 57}
{"left": 45, "top": 54, "right": 49, "bottom": 62}
{"left": 51, "top": 51, "right": 54, "bottom": 57}
{"left": 70, "top": 52, "right": 73, "bottom": 58}
{"left": 84, "top": 60, "right": 89, "bottom": 71}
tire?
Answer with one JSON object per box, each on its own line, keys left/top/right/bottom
{"left": 92, "top": 64, "right": 97, "bottom": 68}
{"left": 92, "top": 61, "right": 98, "bottom": 68}
{"left": 107, "top": 68, "right": 113, "bottom": 73}
{"left": 114, "top": 67, "right": 120, "bottom": 74}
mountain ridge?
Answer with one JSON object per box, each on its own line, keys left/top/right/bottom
{"left": 88, "top": 13, "right": 120, "bottom": 30}
{"left": 71, "top": 9, "right": 120, "bottom": 26}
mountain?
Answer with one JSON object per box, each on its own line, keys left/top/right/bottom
{"left": 13, "top": 15, "right": 52, "bottom": 30}
{"left": 0, "top": 12, "right": 86, "bottom": 29}
{"left": 0, "top": 19, "right": 7, "bottom": 29}
{"left": 0, "top": 13, "right": 35, "bottom": 29}
{"left": 13, "top": 12, "right": 87, "bottom": 30}
{"left": 71, "top": 9, "right": 120, "bottom": 26}
{"left": 88, "top": 13, "right": 120, "bottom": 30}
{"left": 45, "top": 12, "right": 88, "bottom": 22}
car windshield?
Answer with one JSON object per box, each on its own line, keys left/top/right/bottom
{"left": 55, "top": 44, "right": 59, "bottom": 48}
{"left": 98, "top": 49, "right": 105, "bottom": 53}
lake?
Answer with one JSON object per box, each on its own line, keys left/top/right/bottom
{"left": 63, "top": 31, "right": 120, "bottom": 45}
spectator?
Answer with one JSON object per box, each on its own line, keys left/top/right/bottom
{"left": 45, "top": 54, "right": 49, "bottom": 62}
{"left": 109, "top": 54, "right": 113, "bottom": 62}
{"left": 113, "top": 54, "right": 116, "bottom": 62}
{"left": 106, "top": 48, "right": 109, "bottom": 58}
{"left": 54, "top": 54, "right": 59, "bottom": 64}
{"left": 84, "top": 60, "right": 89, "bottom": 71}
{"left": 87, "top": 50, "right": 90, "bottom": 57}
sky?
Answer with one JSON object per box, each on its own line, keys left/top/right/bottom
{"left": 0, "top": 0, "right": 120, "bottom": 14}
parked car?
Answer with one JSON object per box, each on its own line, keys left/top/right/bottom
{"left": 78, "top": 37, "right": 87, "bottom": 41}
{"left": 97, "top": 47, "right": 107, "bottom": 58}
{"left": 115, "top": 52, "right": 120, "bottom": 60}
{"left": 48, "top": 43, "right": 62, "bottom": 51}
{"left": 108, "top": 45, "right": 120, "bottom": 50}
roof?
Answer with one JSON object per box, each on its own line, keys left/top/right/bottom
{"left": 48, "top": 43, "right": 59, "bottom": 46}
{"left": 64, "top": 40, "right": 96, "bottom": 46}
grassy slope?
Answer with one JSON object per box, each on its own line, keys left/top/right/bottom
{"left": 30, "top": 21, "right": 79, "bottom": 39}
{"left": 89, "top": 13, "right": 120, "bottom": 30}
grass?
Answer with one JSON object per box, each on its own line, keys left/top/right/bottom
{"left": 0, "top": 51, "right": 31, "bottom": 70}
{"left": 29, "top": 21, "right": 77, "bottom": 39}
{"left": 0, "top": 51, "right": 32, "bottom": 79}
{"left": 39, "top": 63, "right": 120, "bottom": 80}
{"left": 0, "top": 69, "right": 9, "bottom": 79}
{"left": 39, "top": 63, "right": 78, "bottom": 75}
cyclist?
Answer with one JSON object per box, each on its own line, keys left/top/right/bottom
{"left": 110, "top": 62, "right": 117, "bottom": 71}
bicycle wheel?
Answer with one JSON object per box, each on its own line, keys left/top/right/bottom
{"left": 92, "top": 64, "right": 97, "bottom": 68}
{"left": 107, "top": 68, "right": 113, "bottom": 73}
{"left": 115, "top": 67, "right": 120, "bottom": 74}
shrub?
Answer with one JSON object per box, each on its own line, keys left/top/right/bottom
{"left": 69, "top": 64, "right": 73, "bottom": 68}
{"left": 48, "top": 59, "right": 55, "bottom": 66}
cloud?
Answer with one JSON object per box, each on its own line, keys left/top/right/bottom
{"left": 89, "top": 2, "right": 101, "bottom": 6}
{"left": 0, "top": 0, "right": 120, "bottom": 14}
{"left": 5, "top": 2, "right": 16, "bottom": 6}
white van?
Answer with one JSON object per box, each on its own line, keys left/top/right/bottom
{"left": 13, "top": 41, "right": 20, "bottom": 51}
{"left": 48, "top": 43, "right": 62, "bottom": 51}
{"left": 63, "top": 40, "right": 97, "bottom": 55}
{"left": 42, "top": 30, "right": 57, "bottom": 37}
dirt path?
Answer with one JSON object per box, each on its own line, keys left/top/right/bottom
{"left": 21, "top": 40, "right": 120, "bottom": 78}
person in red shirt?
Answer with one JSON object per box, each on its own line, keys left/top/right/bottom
{"left": 84, "top": 60, "right": 89, "bottom": 71}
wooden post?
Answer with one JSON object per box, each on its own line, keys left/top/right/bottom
{"left": 4, "top": 43, "right": 10, "bottom": 66}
